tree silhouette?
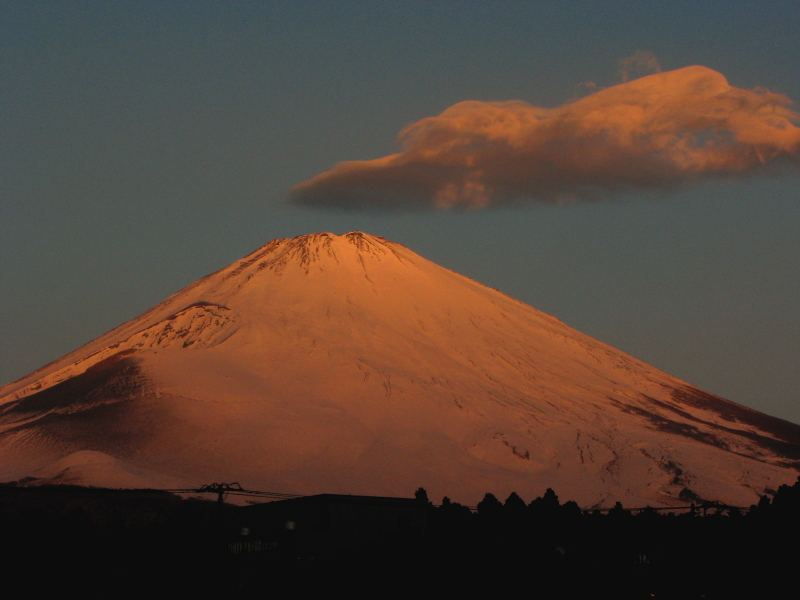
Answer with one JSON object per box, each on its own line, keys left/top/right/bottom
{"left": 477, "top": 492, "right": 503, "bottom": 519}
{"left": 561, "top": 500, "right": 582, "bottom": 521}
{"left": 608, "top": 501, "right": 631, "bottom": 519}
{"left": 529, "top": 487, "right": 561, "bottom": 520}
{"left": 504, "top": 491, "right": 527, "bottom": 516}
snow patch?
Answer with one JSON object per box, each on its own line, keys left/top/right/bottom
{"left": 28, "top": 451, "right": 194, "bottom": 489}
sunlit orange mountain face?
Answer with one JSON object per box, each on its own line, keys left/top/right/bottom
{"left": 1, "top": 232, "right": 798, "bottom": 507}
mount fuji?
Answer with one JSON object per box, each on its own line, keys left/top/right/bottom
{"left": 1, "top": 232, "right": 798, "bottom": 507}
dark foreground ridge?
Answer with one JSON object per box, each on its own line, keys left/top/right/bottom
{"left": 3, "top": 480, "right": 800, "bottom": 598}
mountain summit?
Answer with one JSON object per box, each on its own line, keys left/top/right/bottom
{"left": 2, "top": 232, "right": 798, "bottom": 506}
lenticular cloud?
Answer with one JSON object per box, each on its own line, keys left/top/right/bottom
{"left": 292, "top": 66, "right": 800, "bottom": 209}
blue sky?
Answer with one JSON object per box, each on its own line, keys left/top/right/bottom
{"left": 2, "top": 1, "right": 799, "bottom": 421}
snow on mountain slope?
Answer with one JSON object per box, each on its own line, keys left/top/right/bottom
{"left": 1, "top": 232, "right": 798, "bottom": 507}
{"left": 2, "top": 304, "right": 238, "bottom": 404}
{"left": 28, "top": 450, "right": 194, "bottom": 489}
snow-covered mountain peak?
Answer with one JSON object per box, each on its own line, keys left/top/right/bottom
{"left": 266, "top": 231, "right": 393, "bottom": 259}
{"left": 212, "top": 231, "right": 407, "bottom": 286}
{"left": 2, "top": 231, "right": 799, "bottom": 507}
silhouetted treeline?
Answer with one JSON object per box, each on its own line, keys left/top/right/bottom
{"left": 3, "top": 480, "right": 800, "bottom": 598}
{"left": 413, "top": 479, "right": 800, "bottom": 598}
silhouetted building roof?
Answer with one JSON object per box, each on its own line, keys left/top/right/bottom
{"left": 226, "top": 494, "right": 427, "bottom": 557}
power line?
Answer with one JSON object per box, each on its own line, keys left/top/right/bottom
{"left": 164, "top": 483, "right": 304, "bottom": 504}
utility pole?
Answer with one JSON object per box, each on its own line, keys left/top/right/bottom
{"left": 197, "top": 482, "right": 245, "bottom": 506}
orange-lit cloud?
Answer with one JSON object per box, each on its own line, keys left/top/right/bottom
{"left": 292, "top": 66, "right": 800, "bottom": 209}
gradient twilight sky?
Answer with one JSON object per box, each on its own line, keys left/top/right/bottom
{"left": 2, "top": 2, "right": 799, "bottom": 421}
